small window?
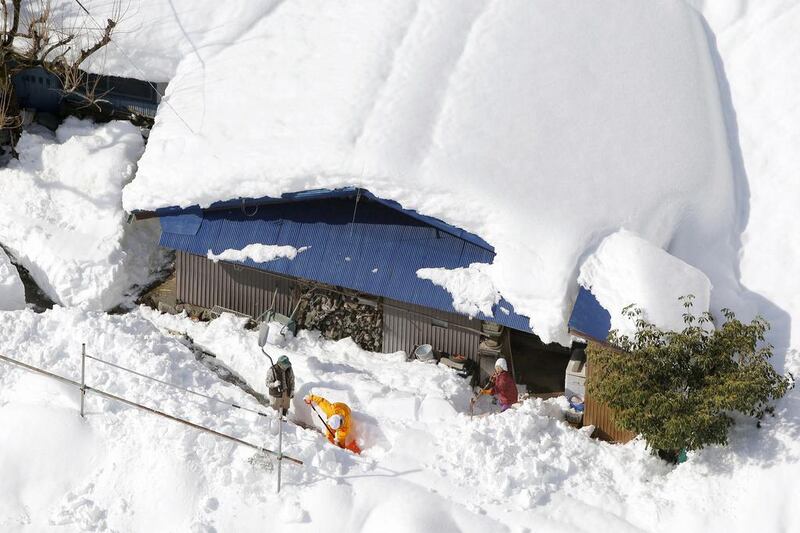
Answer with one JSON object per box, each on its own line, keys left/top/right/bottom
{"left": 431, "top": 318, "right": 448, "bottom": 329}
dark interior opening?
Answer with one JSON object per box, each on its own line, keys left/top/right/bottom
{"left": 510, "top": 329, "right": 571, "bottom": 394}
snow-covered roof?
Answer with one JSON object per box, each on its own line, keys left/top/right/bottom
{"left": 115, "top": 0, "right": 737, "bottom": 344}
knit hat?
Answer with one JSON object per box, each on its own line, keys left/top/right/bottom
{"left": 495, "top": 358, "right": 508, "bottom": 371}
{"left": 328, "top": 414, "right": 344, "bottom": 430}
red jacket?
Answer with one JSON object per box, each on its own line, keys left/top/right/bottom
{"left": 492, "top": 371, "right": 518, "bottom": 406}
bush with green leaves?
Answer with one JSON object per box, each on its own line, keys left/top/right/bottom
{"left": 587, "top": 295, "right": 793, "bottom": 460}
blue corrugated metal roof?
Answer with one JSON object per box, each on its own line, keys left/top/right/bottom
{"left": 567, "top": 287, "right": 612, "bottom": 343}
{"left": 154, "top": 188, "right": 494, "bottom": 252}
{"left": 159, "top": 195, "right": 534, "bottom": 330}
{"left": 157, "top": 190, "right": 610, "bottom": 337}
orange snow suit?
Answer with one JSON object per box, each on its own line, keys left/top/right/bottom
{"left": 306, "top": 394, "right": 361, "bottom": 453}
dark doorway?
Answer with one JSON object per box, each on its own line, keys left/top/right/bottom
{"left": 510, "top": 330, "right": 570, "bottom": 394}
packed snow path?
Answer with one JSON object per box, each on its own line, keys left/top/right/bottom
{"left": 0, "top": 307, "right": 797, "bottom": 532}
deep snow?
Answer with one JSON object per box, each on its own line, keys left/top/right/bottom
{"left": 578, "top": 230, "right": 712, "bottom": 336}
{"left": 0, "top": 119, "right": 166, "bottom": 310}
{"left": 1, "top": 0, "right": 799, "bottom": 531}
{"left": 0, "top": 307, "right": 797, "bottom": 532}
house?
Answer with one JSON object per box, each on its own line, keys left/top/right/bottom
{"left": 11, "top": 67, "right": 165, "bottom": 121}
{"left": 144, "top": 187, "right": 614, "bottom": 407}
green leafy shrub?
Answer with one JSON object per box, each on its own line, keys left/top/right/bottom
{"left": 587, "top": 295, "right": 794, "bottom": 461}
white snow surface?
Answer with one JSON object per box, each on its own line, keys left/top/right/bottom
{"left": 0, "top": 307, "right": 797, "bottom": 532}
{"left": 0, "top": 119, "right": 165, "bottom": 310}
{"left": 117, "top": 0, "right": 738, "bottom": 344}
{"left": 578, "top": 229, "right": 712, "bottom": 336}
{"left": 417, "top": 263, "right": 500, "bottom": 318}
{"left": 686, "top": 0, "right": 800, "bottom": 350}
{"left": 0, "top": 249, "right": 25, "bottom": 311}
{"left": 207, "top": 244, "right": 307, "bottom": 264}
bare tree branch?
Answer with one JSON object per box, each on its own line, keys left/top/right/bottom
{"left": 75, "top": 17, "right": 115, "bottom": 67}
{"left": 4, "top": 0, "right": 19, "bottom": 46}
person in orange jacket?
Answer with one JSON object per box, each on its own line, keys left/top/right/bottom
{"left": 304, "top": 393, "right": 361, "bottom": 454}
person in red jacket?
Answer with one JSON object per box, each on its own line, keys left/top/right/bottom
{"left": 480, "top": 358, "right": 518, "bottom": 411}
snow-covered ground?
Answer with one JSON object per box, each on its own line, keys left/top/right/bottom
{"left": 0, "top": 307, "right": 797, "bottom": 532}
{"left": 1, "top": 0, "right": 799, "bottom": 531}
{"left": 0, "top": 119, "right": 166, "bottom": 310}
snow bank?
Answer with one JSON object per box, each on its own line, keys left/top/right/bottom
{"left": 119, "top": 0, "right": 737, "bottom": 344}
{"left": 579, "top": 229, "right": 712, "bottom": 335}
{"left": 687, "top": 0, "right": 800, "bottom": 349}
{"left": 0, "top": 248, "right": 25, "bottom": 311}
{"left": 0, "top": 119, "right": 166, "bottom": 310}
{"left": 207, "top": 244, "right": 307, "bottom": 264}
{"left": 417, "top": 263, "right": 499, "bottom": 317}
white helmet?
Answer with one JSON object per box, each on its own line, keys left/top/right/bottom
{"left": 328, "top": 414, "right": 344, "bottom": 430}
{"left": 495, "top": 358, "right": 508, "bottom": 371}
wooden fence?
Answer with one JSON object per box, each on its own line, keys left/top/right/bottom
{"left": 584, "top": 345, "right": 636, "bottom": 443}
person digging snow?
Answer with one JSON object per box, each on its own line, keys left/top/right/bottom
{"left": 479, "top": 358, "right": 518, "bottom": 411}
{"left": 304, "top": 393, "right": 361, "bottom": 454}
{"left": 266, "top": 355, "right": 295, "bottom": 416}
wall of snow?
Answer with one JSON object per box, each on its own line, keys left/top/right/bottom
{"left": 121, "top": 0, "right": 738, "bottom": 344}
{"left": 0, "top": 119, "right": 165, "bottom": 310}
{"left": 686, "top": 0, "right": 800, "bottom": 351}
{"left": 578, "top": 229, "right": 712, "bottom": 336}
{"left": 0, "top": 248, "right": 25, "bottom": 311}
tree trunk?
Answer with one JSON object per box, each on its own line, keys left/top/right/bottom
{"left": 1, "top": 65, "right": 22, "bottom": 156}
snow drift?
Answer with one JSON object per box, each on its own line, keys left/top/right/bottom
{"left": 0, "top": 119, "right": 165, "bottom": 310}
{"left": 579, "top": 229, "right": 712, "bottom": 336}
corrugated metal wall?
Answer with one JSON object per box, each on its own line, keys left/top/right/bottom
{"left": 382, "top": 298, "right": 481, "bottom": 359}
{"left": 584, "top": 345, "right": 636, "bottom": 443}
{"left": 177, "top": 252, "right": 482, "bottom": 359}
{"left": 176, "top": 251, "right": 295, "bottom": 319}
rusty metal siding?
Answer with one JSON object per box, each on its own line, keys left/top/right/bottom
{"left": 177, "top": 252, "right": 482, "bottom": 359}
{"left": 584, "top": 344, "right": 636, "bottom": 443}
{"left": 176, "top": 251, "right": 294, "bottom": 319}
{"left": 382, "top": 298, "right": 481, "bottom": 359}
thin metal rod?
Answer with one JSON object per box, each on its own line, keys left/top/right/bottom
{"left": 277, "top": 413, "right": 283, "bottom": 493}
{"left": 0, "top": 352, "right": 302, "bottom": 466}
{"left": 80, "top": 343, "right": 86, "bottom": 418}
{"left": 85, "top": 354, "right": 271, "bottom": 418}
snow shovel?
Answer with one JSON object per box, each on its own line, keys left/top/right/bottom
{"left": 310, "top": 402, "right": 336, "bottom": 441}
{"left": 469, "top": 380, "right": 494, "bottom": 418}
{"left": 309, "top": 402, "right": 361, "bottom": 454}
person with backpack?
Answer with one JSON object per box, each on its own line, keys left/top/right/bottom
{"left": 266, "top": 355, "right": 295, "bottom": 416}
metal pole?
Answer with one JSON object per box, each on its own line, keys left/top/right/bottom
{"left": 277, "top": 411, "right": 283, "bottom": 493}
{"left": 80, "top": 343, "right": 86, "bottom": 418}
{"left": 0, "top": 352, "right": 304, "bottom": 465}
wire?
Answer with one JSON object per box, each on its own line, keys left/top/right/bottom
{"left": 84, "top": 354, "right": 274, "bottom": 418}
{"left": 71, "top": 0, "right": 197, "bottom": 134}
